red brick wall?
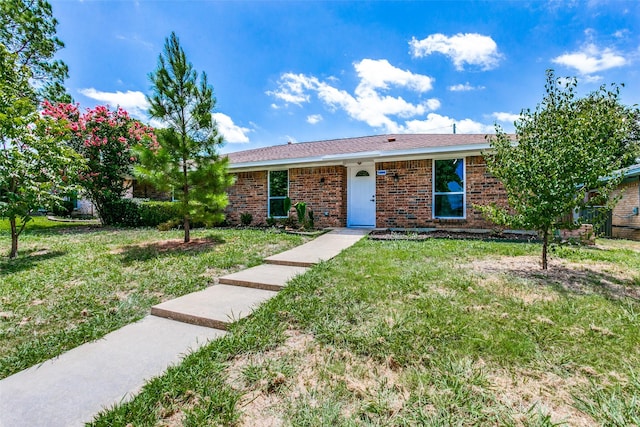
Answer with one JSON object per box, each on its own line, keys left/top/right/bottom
{"left": 375, "top": 156, "right": 507, "bottom": 229}
{"left": 289, "top": 166, "right": 347, "bottom": 227}
{"left": 376, "top": 159, "right": 431, "bottom": 228}
{"left": 225, "top": 171, "right": 268, "bottom": 225}
{"left": 226, "top": 167, "right": 347, "bottom": 227}
{"left": 611, "top": 178, "right": 640, "bottom": 240}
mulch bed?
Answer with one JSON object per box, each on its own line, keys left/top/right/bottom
{"left": 368, "top": 229, "right": 540, "bottom": 242}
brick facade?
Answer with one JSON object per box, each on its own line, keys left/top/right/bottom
{"left": 226, "top": 155, "right": 507, "bottom": 229}
{"left": 611, "top": 178, "right": 640, "bottom": 240}
{"left": 289, "top": 166, "right": 347, "bottom": 227}
{"left": 225, "top": 171, "right": 268, "bottom": 225}
{"left": 375, "top": 156, "right": 506, "bottom": 229}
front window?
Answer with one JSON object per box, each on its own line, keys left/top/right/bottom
{"left": 433, "top": 158, "right": 465, "bottom": 218}
{"left": 268, "top": 170, "right": 289, "bottom": 217}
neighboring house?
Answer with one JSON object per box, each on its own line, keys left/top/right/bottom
{"left": 611, "top": 163, "right": 640, "bottom": 240}
{"left": 224, "top": 134, "right": 509, "bottom": 229}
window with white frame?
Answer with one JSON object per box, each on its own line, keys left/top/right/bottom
{"left": 268, "top": 170, "right": 289, "bottom": 217}
{"left": 433, "top": 158, "right": 465, "bottom": 218}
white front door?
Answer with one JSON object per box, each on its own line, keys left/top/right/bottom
{"left": 348, "top": 164, "right": 376, "bottom": 227}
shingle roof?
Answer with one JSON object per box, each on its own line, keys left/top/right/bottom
{"left": 226, "top": 133, "right": 496, "bottom": 166}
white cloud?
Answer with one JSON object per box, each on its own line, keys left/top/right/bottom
{"left": 492, "top": 112, "right": 520, "bottom": 123}
{"left": 306, "top": 114, "right": 323, "bottom": 124}
{"left": 354, "top": 58, "right": 434, "bottom": 92}
{"left": 448, "top": 82, "right": 486, "bottom": 92}
{"left": 410, "top": 33, "right": 502, "bottom": 71}
{"left": 266, "top": 73, "right": 314, "bottom": 106}
{"left": 212, "top": 113, "right": 251, "bottom": 143}
{"left": 552, "top": 43, "right": 627, "bottom": 75}
{"left": 268, "top": 59, "right": 440, "bottom": 133}
{"left": 79, "top": 88, "right": 249, "bottom": 142}
{"left": 78, "top": 88, "right": 149, "bottom": 120}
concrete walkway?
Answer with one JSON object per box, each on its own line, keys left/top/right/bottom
{"left": 0, "top": 228, "right": 369, "bottom": 427}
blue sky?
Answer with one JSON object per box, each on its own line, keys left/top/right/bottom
{"left": 50, "top": 0, "right": 639, "bottom": 154}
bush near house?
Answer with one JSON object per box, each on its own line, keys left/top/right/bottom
{"left": 138, "top": 201, "right": 182, "bottom": 227}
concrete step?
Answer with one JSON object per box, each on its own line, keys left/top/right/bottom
{"left": 218, "top": 264, "right": 308, "bottom": 291}
{"left": 0, "top": 316, "right": 224, "bottom": 427}
{"left": 264, "top": 228, "right": 371, "bottom": 266}
{"left": 151, "top": 284, "right": 277, "bottom": 330}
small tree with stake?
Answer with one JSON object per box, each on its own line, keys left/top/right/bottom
{"left": 480, "top": 70, "right": 640, "bottom": 270}
{"left": 138, "top": 32, "right": 233, "bottom": 242}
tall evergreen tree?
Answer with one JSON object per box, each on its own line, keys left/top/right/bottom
{"left": 138, "top": 32, "right": 233, "bottom": 242}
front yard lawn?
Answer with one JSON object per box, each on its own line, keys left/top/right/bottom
{"left": 92, "top": 237, "right": 640, "bottom": 426}
{"left": 0, "top": 220, "right": 308, "bottom": 379}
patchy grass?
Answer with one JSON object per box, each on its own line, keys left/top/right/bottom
{"left": 0, "top": 216, "right": 98, "bottom": 233}
{"left": 0, "top": 224, "right": 307, "bottom": 379}
{"left": 91, "top": 237, "right": 640, "bottom": 426}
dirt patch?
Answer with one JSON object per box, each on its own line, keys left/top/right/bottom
{"left": 488, "top": 367, "right": 595, "bottom": 426}
{"left": 369, "top": 230, "right": 539, "bottom": 242}
{"left": 468, "top": 256, "right": 640, "bottom": 301}
{"left": 225, "top": 330, "right": 406, "bottom": 426}
{"left": 111, "top": 237, "right": 223, "bottom": 255}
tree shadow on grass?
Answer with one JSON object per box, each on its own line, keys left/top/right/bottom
{"left": 472, "top": 257, "right": 640, "bottom": 301}
{"left": 525, "top": 265, "right": 640, "bottom": 301}
{"left": 117, "top": 234, "right": 226, "bottom": 264}
{"left": 0, "top": 249, "right": 67, "bottom": 275}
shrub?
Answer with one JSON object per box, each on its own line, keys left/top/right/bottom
{"left": 138, "top": 201, "right": 182, "bottom": 227}
{"left": 240, "top": 212, "right": 253, "bottom": 226}
{"left": 51, "top": 199, "right": 75, "bottom": 217}
{"left": 294, "top": 202, "right": 306, "bottom": 227}
{"left": 266, "top": 215, "right": 276, "bottom": 227}
{"left": 100, "top": 198, "right": 141, "bottom": 226}
{"left": 307, "top": 209, "right": 315, "bottom": 229}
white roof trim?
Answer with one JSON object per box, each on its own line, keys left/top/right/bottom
{"left": 228, "top": 143, "right": 491, "bottom": 171}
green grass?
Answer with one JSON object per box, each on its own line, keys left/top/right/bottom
{"left": 0, "top": 215, "right": 98, "bottom": 232}
{"left": 90, "top": 237, "right": 640, "bottom": 426}
{"left": 0, "top": 220, "right": 307, "bottom": 378}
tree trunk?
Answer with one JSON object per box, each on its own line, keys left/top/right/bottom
{"left": 9, "top": 217, "right": 18, "bottom": 259}
{"left": 184, "top": 214, "right": 190, "bottom": 243}
{"left": 541, "top": 228, "right": 549, "bottom": 270}
{"left": 182, "top": 155, "right": 190, "bottom": 243}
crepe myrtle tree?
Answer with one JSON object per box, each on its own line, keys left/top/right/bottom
{"left": 479, "top": 70, "right": 640, "bottom": 270}
{"left": 42, "top": 102, "right": 157, "bottom": 225}
{"left": 138, "top": 32, "right": 233, "bottom": 242}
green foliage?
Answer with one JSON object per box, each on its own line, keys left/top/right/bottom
{"left": 307, "top": 209, "right": 315, "bottom": 229}
{"left": 480, "top": 70, "right": 640, "bottom": 269}
{"left": 138, "top": 201, "right": 181, "bottom": 228}
{"left": 139, "top": 32, "right": 234, "bottom": 242}
{"left": 0, "top": 0, "right": 70, "bottom": 102}
{"left": 266, "top": 215, "right": 277, "bottom": 227}
{"left": 240, "top": 212, "right": 253, "bottom": 226}
{"left": 98, "top": 198, "right": 141, "bottom": 227}
{"left": 0, "top": 45, "right": 83, "bottom": 258}
{"left": 294, "top": 201, "right": 307, "bottom": 227}
{"left": 283, "top": 196, "right": 291, "bottom": 216}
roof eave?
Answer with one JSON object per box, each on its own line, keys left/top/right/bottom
{"left": 228, "top": 143, "right": 492, "bottom": 171}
